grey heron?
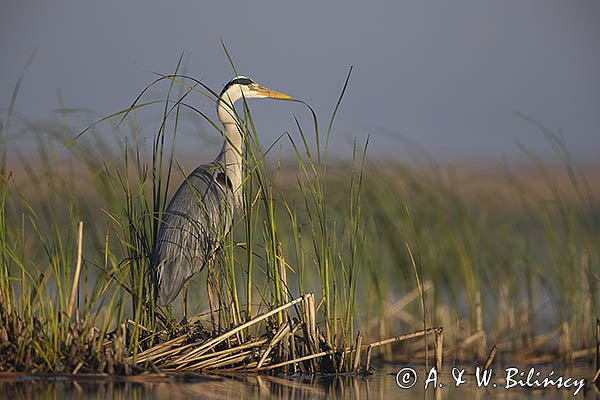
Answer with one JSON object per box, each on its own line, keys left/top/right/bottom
{"left": 153, "top": 76, "right": 291, "bottom": 314}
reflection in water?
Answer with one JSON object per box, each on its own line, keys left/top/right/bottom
{"left": 0, "top": 366, "right": 595, "bottom": 399}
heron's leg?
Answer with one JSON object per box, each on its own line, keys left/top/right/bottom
{"left": 178, "top": 280, "right": 190, "bottom": 325}
{"left": 183, "top": 281, "right": 189, "bottom": 324}
{"left": 206, "top": 258, "right": 217, "bottom": 334}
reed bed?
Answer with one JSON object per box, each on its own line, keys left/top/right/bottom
{"left": 0, "top": 59, "right": 599, "bottom": 376}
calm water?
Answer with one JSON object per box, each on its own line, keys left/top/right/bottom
{"left": 0, "top": 365, "right": 596, "bottom": 399}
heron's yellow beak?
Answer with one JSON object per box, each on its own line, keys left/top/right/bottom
{"left": 257, "top": 86, "right": 292, "bottom": 99}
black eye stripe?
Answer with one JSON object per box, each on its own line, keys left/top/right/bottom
{"left": 220, "top": 77, "right": 255, "bottom": 96}
{"left": 215, "top": 172, "right": 233, "bottom": 190}
{"left": 230, "top": 77, "right": 254, "bottom": 86}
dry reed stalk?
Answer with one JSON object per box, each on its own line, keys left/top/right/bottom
{"left": 173, "top": 338, "right": 269, "bottom": 370}
{"left": 129, "top": 336, "right": 189, "bottom": 364}
{"left": 457, "top": 330, "right": 485, "bottom": 350}
{"left": 366, "top": 281, "right": 433, "bottom": 331}
{"left": 243, "top": 321, "right": 427, "bottom": 374}
{"left": 452, "top": 331, "right": 483, "bottom": 359}
{"left": 132, "top": 338, "right": 190, "bottom": 362}
{"left": 571, "top": 346, "right": 596, "bottom": 359}
{"left": 434, "top": 386, "right": 441, "bottom": 400}
{"left": 560, "top": 321, "right": 573, "bottom": 363}
{"left": 125, "top": 291, "right": 448, "bottom": 374}
{"left": 368, "top": 327, "right": 441, "bottom": 349}
{"left": 301, "top": 293, "right": 318, "bottom": 372}
{"left": 353, "top": 332, "right": 363, "bottom": 373}
{"left": 301, "top": 294, "right": 312, "bottom": 373}
{"left": 483, "top": 345, "right": 497, "bottom": 370}
{"left": 516, "top": 354, "right": 554, "bottom": 364}
{"left": 257, "top": 322, "right": 292, "bottom": 368}
{"left": 289, "top": 329, "right": 298, "bottom": 374}
{"left": 365, "top": 345, "right": 373, "bottom": 372}
{"left": 435, "top": 329, "right": 443, "bottom": 373}
{"left": 72, "top": 361, "right": 83, "bottom": 375}
{"left": 195, "top": 350, "right": 254, "bottom": 370}
{"left": 592, "top": 367, "right": 600, "bottom": 386}
{"left": 338, "top": 349, "right": 345, "bottom": 372}
{"left": 394, "top": 309, "right": 420, "bottom": 328}
{"left": 308, "top": 293, "right": 319, "bottom": 373}
{"left": 219, "top": 360, "right": 262, "bottom": 371}
{"left": 67, "top": 221, "right": 84, "bottom": 321}
{"left": 168, "top": 295, "right": 307, "bottom": 367}
{"left": 364, "top": 327, "right": 442, "bottom": 370}
{"left": 509, "top": 327, "right": 560, "bottom": 355}
{"left": 308, "top": 293, "right": 318, "bottom": 346}
{"left": 301, "top": 295, "right": 309, "bottom": 333}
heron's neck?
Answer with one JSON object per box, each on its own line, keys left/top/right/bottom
{"left": 216, "top": 98, "right": 244, "bottom": 204}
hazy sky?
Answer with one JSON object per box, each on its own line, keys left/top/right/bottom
{"left": 1, "top": 1, "right": 599, "bottom": 163}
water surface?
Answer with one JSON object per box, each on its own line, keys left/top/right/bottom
{"left": 0, "top": 364, "right": 595, "bottom": 399}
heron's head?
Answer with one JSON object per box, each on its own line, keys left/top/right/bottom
{"left": 219, "top": 76, "right": 291, "bottom": 104}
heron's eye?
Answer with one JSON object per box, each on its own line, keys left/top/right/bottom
{"left": 249, "top": 83, "right": 259, "bottom": 90}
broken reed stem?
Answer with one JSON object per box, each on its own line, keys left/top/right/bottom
{"left": 67, "top": 221, "right": 84, "bottom": 321}
{"left": 369, "top": 327, "right": 441, "bottom": 348}
{"left": 309, "top": 293, "right": 318, "bottom": 346}
{"left": 364, "top": 327, "right": 441, "bottom": 373}
{"left": 561, "top": 321, "right": 572, "bottom": 363}
{"left": 571, "top": 346, "right": 596, "bottom": 359}
{"left": 306, "top": 293, "right": 318, "bottom": 373}
{"left": 365, "top": 345, "right": 373, "bottom": 372}
{"left": 435, "top": 329, "right": 443, "bottom": 373}
{"left": 593, "top": 367, "right": 600, "bottom": 385}
{"left": 257, "top": 321, "right": 291, "bottom": 368}
{"left": 353, "top": 332, "right": 363, "bottom": 373}
{"left": 483, "top": 345, "right": 497, "bottom": 370}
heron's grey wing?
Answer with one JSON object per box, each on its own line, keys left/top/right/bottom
{"left": 153, "top": 163, "right": 234, "bottom": 305}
